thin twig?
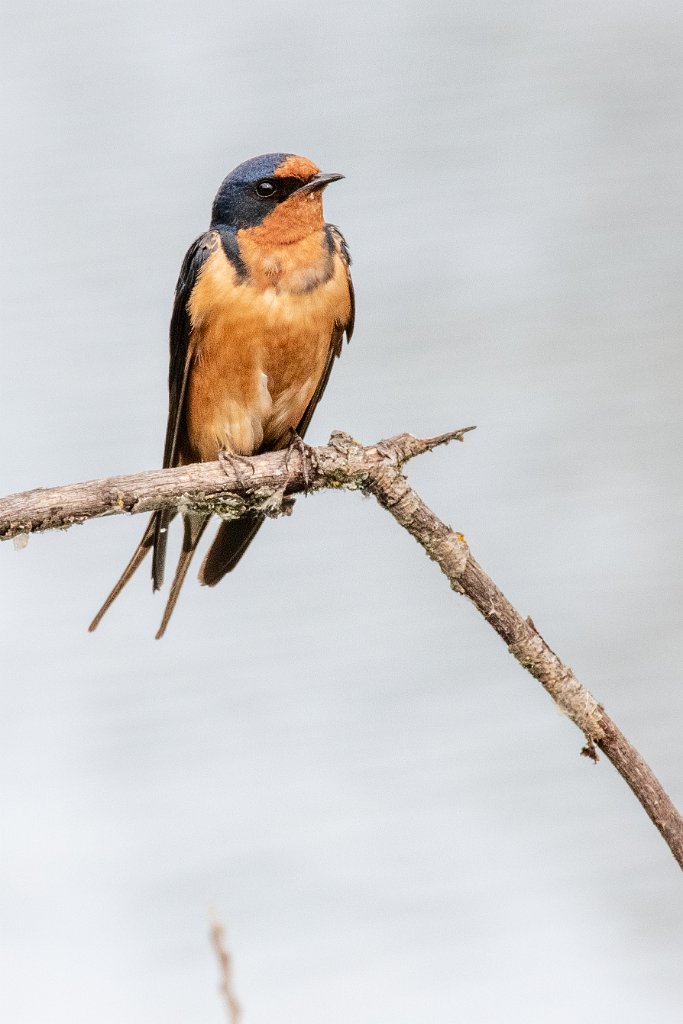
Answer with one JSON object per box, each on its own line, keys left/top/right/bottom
{"left": 210, "top": 913, "right": 241, "bottom": 1024}
{"left": 1, "top": 427, "right": 681, "bottom": 868}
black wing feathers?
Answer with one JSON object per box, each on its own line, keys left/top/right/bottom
{"left": 89, "top": 234, "right": 213, "bottom": 628}
{"left": 296, "top": 226, "right": 354, "bottom": 437}
{"left": 162, "top": 231, "right": 216, "bottom": 469}
{"left": 151, "top": 232, "right": 215, "bottom": 590}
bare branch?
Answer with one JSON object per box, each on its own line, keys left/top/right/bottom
{"left": 1, "top": 427, "right": 681, "bottom": 868}
{"left": 0, "top": 428, "right": 474, "bottom": 540}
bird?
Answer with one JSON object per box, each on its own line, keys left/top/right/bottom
{"left": 88, "top": 153, "right": 354, "bottom": 638}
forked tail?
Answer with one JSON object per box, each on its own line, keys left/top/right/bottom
{"left": 154, "top": 513, "right": 210, "bottom": 639}
{"left": 89, "top": 510, "right": 263, "bottom": 637}
{"left": 88, "top": 512, "right": 162, "bottom": 632}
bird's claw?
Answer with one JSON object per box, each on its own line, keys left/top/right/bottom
{"left": 218, "top": 449, "right": 255, "bottom": 488}
{"left": 286, "top": 429, "right": 317, "bottom": 493}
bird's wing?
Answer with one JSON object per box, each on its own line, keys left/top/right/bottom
{"left": 151, "top": 230, "right": 217, "bottom": 589}
{"left": 295, "top": 225, "right": 354, "bottom": 440}
{"left": 162, "top": 230, "right": 217, "bottom": 469}
{"left": 89, "top": 231, "right": 216, "bottom": 631}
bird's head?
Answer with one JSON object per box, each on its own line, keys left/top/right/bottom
{"left": 210, "top": 153, "right": 344, "bottom": 244}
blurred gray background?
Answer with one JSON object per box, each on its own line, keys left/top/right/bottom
{"left": 1, "top": 1, "right": 682, "bottom": 1021}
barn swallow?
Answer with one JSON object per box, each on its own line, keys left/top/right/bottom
{"left": 89, "top": 153, "right": 354, "bottom": 638}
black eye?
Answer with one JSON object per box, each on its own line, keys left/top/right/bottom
{"left": 255, "top": 180, "right": 277, "bottom": 198}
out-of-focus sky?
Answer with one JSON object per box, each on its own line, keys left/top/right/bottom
{"left": 1, "top": 2, "right": 682, "bottom": 1021}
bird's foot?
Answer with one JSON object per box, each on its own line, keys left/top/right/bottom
{"left": 218, "top": 449, "right": 255, "bottom": 489}
{"left": 286, "top": 429, "right": 317, "bottom": 494}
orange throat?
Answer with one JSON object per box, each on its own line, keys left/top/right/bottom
{"left": 236, "top": 194, "right": 331, "bottom": 292}
{"left": 239, "top": 190, "right": 325, "bottom": 247}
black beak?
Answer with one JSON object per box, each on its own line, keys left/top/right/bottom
{"left": 296, "top": 172, "right": 345, "bottom": 195}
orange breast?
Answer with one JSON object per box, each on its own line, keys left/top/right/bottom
{"left": 184, "top": 232, "right": 351, "bottom": 461}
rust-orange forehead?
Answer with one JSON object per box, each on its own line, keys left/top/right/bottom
{"left": 274, "top": 155, "right": 320, "bottom": 179}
